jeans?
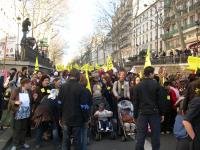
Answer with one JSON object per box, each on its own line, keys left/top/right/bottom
{"left": 52, "top": 123, "right": 61, "bottom": 146}
{"left": 12, "top": 118, "right": 28, "bottom": 147}
{"left": 99, "top": 120, "right": 109, "bottom": 130}
{"left": 135, "top": 114, "right": 161, "bottom": 150}
{"left": 81, "top": 125, "right": 88, "bottom": 150}
{"left": 62, "top": 125, "right": 81, "bottom": 150}
{"left": 35, "top": 122, "right": 49, "bottom": 145}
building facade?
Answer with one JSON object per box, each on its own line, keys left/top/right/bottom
{"left": 132, "top": 0, "right": 165, "bottom": 56}
{"left": 162, "top": 0, "right": 200, "bottom": 52}
{"left": 112, "top": 0, "right": 133, "bottom": 65}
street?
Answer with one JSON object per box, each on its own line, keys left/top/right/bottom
{"left": 5, "top": 134, "right": 176, "bottom": 150}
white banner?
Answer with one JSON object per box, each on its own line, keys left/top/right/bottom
{"left": 0, "top": 36, "right": 16, "bottom": 60}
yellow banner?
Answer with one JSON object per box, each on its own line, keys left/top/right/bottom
{"left": 144, "top": 48, "right": 151, "bottom": 68}
{"left": 187, "top": 56, "right": 200, "bottom": 71}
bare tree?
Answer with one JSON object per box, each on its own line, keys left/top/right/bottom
{"left": 48, "top": 36, "right": 66, "bottom": 64}
{"left": 18, "top": 0, "right": 68, "bottom": 40}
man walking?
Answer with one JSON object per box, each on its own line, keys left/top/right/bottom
{"left": 58, "top": 69, "right": 90, "bottom": 150}
{"left": 133, "top": 66, "right": 164, "bottom": 150}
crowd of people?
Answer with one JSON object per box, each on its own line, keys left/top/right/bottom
{"left": 0, "top": 65, "right": 200, "bottom": 150}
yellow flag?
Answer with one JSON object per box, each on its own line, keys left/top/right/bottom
{"left": 89, "top": 65, "right": 94, "bottom": 72}
{"left": 85, "top": 69, "right": 92, "bottom": 93}
{"left": 82, "top": 64, "right": 92, "bottom": 92}
{"left": 139, "top": 71, "right": 143, "bottom": 78}
{"left": 144, "top": 48, "right": 151, "bottom": 68}
{"left": 34, "top": 56, "right": 39, "bottom": 72}
{"left": 106, "top": 55, "right": 113, "bottom": 71}
{"left": 73, "top": 64, "right": 81, "bottom": 70}
{"left": 95, "top": 63, "right": 101, "bottom": 70}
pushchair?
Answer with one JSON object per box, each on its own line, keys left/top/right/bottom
{"left": 118, "top": 100, "right": 136, "bottom": 141}
{"left": 90, "top": 95, "right": 117, "bottom": 141}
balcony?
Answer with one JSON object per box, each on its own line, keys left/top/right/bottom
{"left": 126, "top": 55, "right": 188, "bottom": 67}
{"left": 182, "top": 22, "right": 197, "bottom": 30}
{"left": 164, "top": 17, "right": 170, "bottom": 23}
{"left": 189, "top": 1, "right": 200, "bottom": 12}
{"left": 161, "top": 29, "right": 178, "bottom": 40}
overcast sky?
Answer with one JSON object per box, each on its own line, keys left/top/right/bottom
{"left": 61, "top": 0, "right": 155, "bottom": 64}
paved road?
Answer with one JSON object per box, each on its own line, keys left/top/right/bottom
{"left": 5, "top": 134, "right": 176, "bottom": 150}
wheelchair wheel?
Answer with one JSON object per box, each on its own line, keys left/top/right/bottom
{"left": 121, "top": 136, "right": 126, "bottom": 142}
{"left": 95, "top": 133, "right": 101, "bottom": 141}
{"left": 111, "top": 132, "right": 117, "bottom": 140}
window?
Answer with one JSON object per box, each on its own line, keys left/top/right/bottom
{"left": 146, "top": 34, "right": 148, "bottom": 43}
{"left": 143, "top": 35, "right": 144, "bottom": 44}
{"left": 183, "top": 19, "right": 187, "bottom": 26}
{"left": 190, "top": 15, "right": 195, "bottom": 24}
{"left": 143, "top": 24, "right": 145, "bottom": 33}
{"left": 172, "top": 24, "right": 176, "bottom": 31}
{"left": 146, "top": 22, "right": 148, "bottom": 30}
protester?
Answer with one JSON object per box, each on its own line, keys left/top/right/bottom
{"left": 34, "top": 75, "right": 51, "bottom": 109}
{"left": 173, "top": 99, "right": 190, "bottom": 150}
{"left": 94, "top": 103, "right": 113, "bottom": 131}
{"left": 61, "top": 70, "right": 68, "bottom": 84}
{"left": 36, "top": 71, "right": 43, "bottom": 82}
{"left": 79, "top": 74, "right": 92, "bottom": 150}
{"left": 0, "top": 75, "right": 4, "bottom": 129}
{"left": 161, "top": 81, "right": 173, "bottom": 134}
{"left": 113, "top": 70, "right": 130, "bottom": 100}
{"left": 58, "top": 69, "right": 90, "bottom": 150}
{"left": 9, "top": 78, "right": 32, "bottom": 150}
{"left": 32, "top": 89, "right": 61, "bottom": 149}
{"left": 183, "top": 79, "right": 200, "bottom": 150}
{"left": 21, "top": 67, "right": 29, "bottom": 80}
{"left": 133, "top": 66, "right": 164, "bottom": 150}
{"left": 2, "top": 64, "right": 200, "bottom": 150}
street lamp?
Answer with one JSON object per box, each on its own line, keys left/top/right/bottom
{"left": 16, "top": 16, "right": 21, "bottom": 60}
{"left": 195, "top": 21, "right": 200, "bottom": 42}
{"left": 144, "top": 4, "right": 159, "bottom": 55}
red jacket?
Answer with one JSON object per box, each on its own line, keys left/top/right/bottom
{"left": 169, "top": 88, "right": 177, "bottom": 110}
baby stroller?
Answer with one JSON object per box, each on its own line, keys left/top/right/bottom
{"left": 91, "top": 95, "right": 117, "bottom": 141}
{"left": 118, "top": 100, "right": 136, "bottom": 141}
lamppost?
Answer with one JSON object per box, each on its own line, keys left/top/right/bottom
{"left": 144, "top": 4, "right": 159, "bottom": 55}
{"left": 16, "top": 16, "right": 21, "bottom": 60}
{"left": 195, "top": 21, "right": 200, "bottom": 41}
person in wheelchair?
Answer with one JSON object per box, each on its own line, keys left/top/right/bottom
{"left": 94, "top": 103, "right": 113, "bottom": 132}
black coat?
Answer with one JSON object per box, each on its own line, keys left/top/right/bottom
{"left": 58, "top": 79, "right": 91, "bottom": 126}
{"left": 184, "top": 97, "right": 200, "bottom": 149}
{"left": 133, "top": 78, "right": 164, "bottom": 118}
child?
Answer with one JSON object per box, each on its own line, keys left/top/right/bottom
{"left": 121, "top": 108, "right": 135, "bottom": 132}
{"left": 94, "top": 103, "right": 113, "bottom": 131}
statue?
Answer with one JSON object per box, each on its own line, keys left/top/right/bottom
{"left": 20, "top": 18, "right": 32, "bottom": 60}
{"left": 22, "top": 18, "right": 31, "bottom": 39}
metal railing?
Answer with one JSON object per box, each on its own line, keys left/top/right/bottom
{"left": 126, "top": 55, "right": 188, "bottom": 66}
{"left": 25, "top": 48, "right": 53, "bottom": 67}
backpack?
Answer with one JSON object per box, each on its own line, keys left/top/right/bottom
{"left": 173, "top": 114, "right": 188, "bottom": 139}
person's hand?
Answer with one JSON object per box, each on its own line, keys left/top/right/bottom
{"left": 84, "top": 122, "right": 89, "bottom": 128}
{"left": 133, "top": 118, "right": 137, "bottom": 123}
{"left": 59, "top": 120, "right": 63, "bottom": 128}
{"left": 161, "top": 116, "right": 165, "bottom": 123}
{"left": 117, "top": 96, "right": 121, "bottom": 100}
{"left": 191, "top": 135, "right": 196, "bottom": 140}
{"left": 33, "top": 93, "right": 38, "bottom": 101}
{"left": 15, "top": 101, "right": 21, "bottom": 105}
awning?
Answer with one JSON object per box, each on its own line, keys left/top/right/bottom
{"left": 188, "top": 41, "right": 200, "bottom": 49}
